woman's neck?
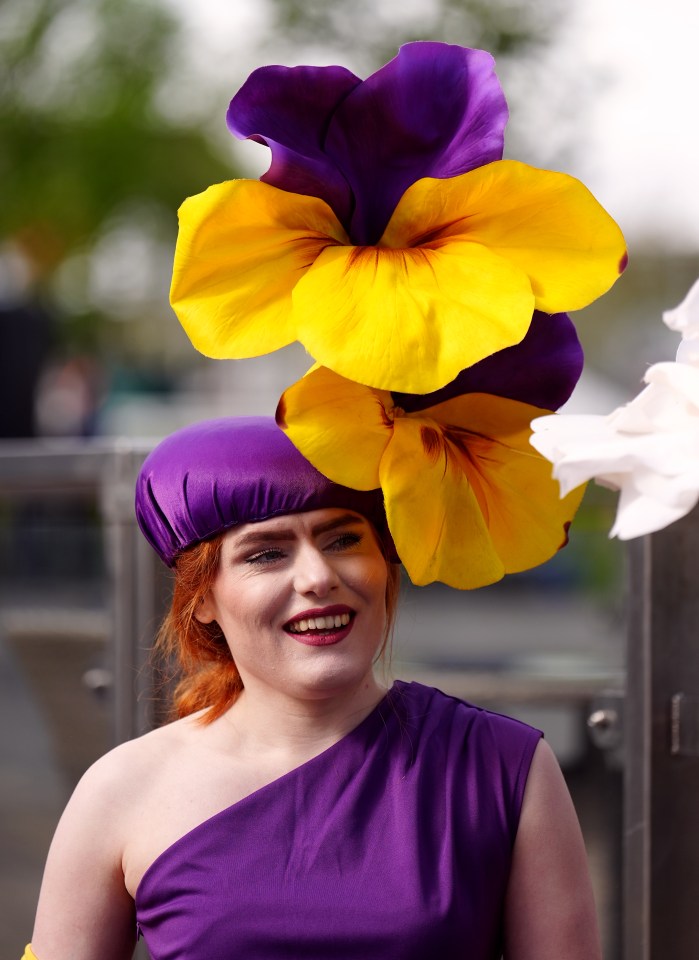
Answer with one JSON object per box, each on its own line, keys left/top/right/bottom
{"left": 213, "top": 673, "right": 388, "bottom": 761}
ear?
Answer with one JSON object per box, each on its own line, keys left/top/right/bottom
{"left": 194, "top": 592, "right": 217, "bottom": 624}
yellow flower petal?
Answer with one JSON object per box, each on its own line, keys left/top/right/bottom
{"left": 293, "top": 241, "right": 534, "bottom": 393}
{"left": 171, "top": 166, "right": 624, "bottom": 393}
{"left": 424, "top": 394, "right": 584, "bottom": 573}
{"left": 278, "top": 371, "right": 583, "bottom": 588}
{"left": 171, "top": 179, "right": 348, "bottom": 358}
{"left": 277, "top": 366, "right": 392, "bottom": 490}
{"left": 381, "top": 415, "right": 504, "bottom": 587}
{"left": 383, "top": 394, "right": 585, "bottom": 588}
{"left": 383, "top": 161, "right": 627, "bottom": 314}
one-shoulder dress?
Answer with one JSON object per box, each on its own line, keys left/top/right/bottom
{"left": 136, "top": 680, "right": 542, "bottom": 959}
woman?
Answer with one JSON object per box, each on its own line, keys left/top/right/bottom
{"left": 26, "top": 38, "right": 625, "bottom": 957}
{"left": 25, "top": 416, "right": 601, "bottom": 960}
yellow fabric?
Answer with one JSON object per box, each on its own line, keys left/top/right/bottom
{"left": 21, "top": 946, "right": 39, "bottom": 960}
{"left": 277, "top": 366, "right": 391, "bottom": 490}
{"left": 279, "top": 368, "right": 585, "bottom": 589}
{"left": 293, "top": 238, "right": 532, "bottom": 394}
{"left": 385, "top": 162, "right": 628, "bottom": 314}
{"left": 170, "top": 163, "right": 626, "bottom": 395}
{"left": 381, "top": 414, "right": 504, "bottom": 587}
{"left": 171, "top": 179, "right": 348, "bottom": 357}
{"left": 394, "top": 394, "right": 585, "bottom": 586}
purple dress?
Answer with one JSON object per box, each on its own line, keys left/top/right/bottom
{"left": 136, "top": 681, "right": 542, "bottom": 959}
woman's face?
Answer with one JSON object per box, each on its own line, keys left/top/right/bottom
{"left": 197, "top": 508, "right": 389, "bottom": 705}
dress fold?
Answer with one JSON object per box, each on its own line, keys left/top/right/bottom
{"left": 136, "top": 680, "right": 541, "bottom": 960}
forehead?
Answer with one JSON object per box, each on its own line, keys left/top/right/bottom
{"left": 222, "top": 508, "right": 369, "bottom": 548}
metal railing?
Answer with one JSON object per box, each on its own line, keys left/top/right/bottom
{"left": 0, "top": 437, "right": 627, "bottom": 741}
{"left": 0, "top": 438, "right": 166, "bottom": 743}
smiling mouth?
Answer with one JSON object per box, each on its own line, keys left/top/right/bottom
{"left": 286, "top": 611, "right": 352, "bottom": 635}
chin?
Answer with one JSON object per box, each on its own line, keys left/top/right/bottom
{"left": 288, "top": 659, "right": 379, "bottom": 700}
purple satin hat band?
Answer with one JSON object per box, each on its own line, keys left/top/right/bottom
{"left": 135, "top": 416, "right": 396, "bottom": 567}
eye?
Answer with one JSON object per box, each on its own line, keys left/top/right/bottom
{"left": 245, "top": 547, "right": 286, "bottom": 565}
{"left": 327, "top": 531, "right": 362, "bottom": 552}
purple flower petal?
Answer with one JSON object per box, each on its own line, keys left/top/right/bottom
{"left": 393, "top": 312, "right": 583, "bottom": 414}
{"left": 227, "top": 43, "right": 508, "bottom": 244}
{"left": 327, "top": 42, "right": 508, "bottom": 244}
{"left": 227, "top": 64, "right": 361, "bottom": 230}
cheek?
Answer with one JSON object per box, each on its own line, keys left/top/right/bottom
{"left": 359, "top": 560, "right": 390, "bottom": 608}
{"left": 215, "top": 578, "right": 287, "bottom": 632}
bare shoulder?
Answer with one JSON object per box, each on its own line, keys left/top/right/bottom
{"left": 30, "top": 714, "right": 204, "bottom": 960}
{"left": 503, "top": 740, "right": 602, "bottom": 960}
{"left": 71, "top": 711, "right": 214, "bottom": 858}
{"left": 81, "top": 710, "right": 203, "bottom": 798}
{"left": 49, "top": 712, "right": 194, "bottom": 836}
{"left": 519, "top": 737, "right": 572, "bottom": 819}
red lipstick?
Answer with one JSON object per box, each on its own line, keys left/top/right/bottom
{"left": 284, "top": 605, "right": 355, "bottom": 647}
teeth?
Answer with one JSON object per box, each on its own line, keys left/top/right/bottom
{"left": 288, "top": 612, "right": 351, "bottom": 633}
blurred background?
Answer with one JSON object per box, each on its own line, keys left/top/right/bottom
{"left": 1, "top": 0, "right": 697, "bottom": 957}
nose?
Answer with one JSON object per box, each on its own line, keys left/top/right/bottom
{"left": 292, "top": 543, "right": 340, "bottom": 598}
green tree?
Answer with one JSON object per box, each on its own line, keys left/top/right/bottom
{"left": 264, "top": 0, "right": 562, "bottom": 72}
{"left": 0, "top": 0, "right": 233, "bottom": 358}
{"left": 0, "top": 0, "right": 567, "bottom": 378}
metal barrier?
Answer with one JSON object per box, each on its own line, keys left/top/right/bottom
{"left": 0, "top": 438, "right": 167, "bottom": 743}
{"left": 0, "top": 437, "right": 627, "bottom": 741}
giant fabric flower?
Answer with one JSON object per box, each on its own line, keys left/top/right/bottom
{"left": 170, "top": 42, "right": 627, "bottom": 395}
{"left": 171, "top": 162, "right": 626, "bottom": 394}
{"left": 531, "top": 279, "right": 699, "bottom": 540}
{"left": 276, "top": 312, "right": 584, "bottom": 588}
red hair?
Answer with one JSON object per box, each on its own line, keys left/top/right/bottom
{"left": 154, "top": 533, "right": 400, "bottom": 724}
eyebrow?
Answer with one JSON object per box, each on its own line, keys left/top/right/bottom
{"left": 230, "top": 513, "right": 365, "bottom": 549}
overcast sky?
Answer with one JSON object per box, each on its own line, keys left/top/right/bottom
{"left": 564, "top": 0, "right": 699, "bottom": 250}
{"left": 167, "top": 0, "right": 699, "bottom": 251}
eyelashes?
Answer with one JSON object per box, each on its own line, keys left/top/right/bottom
{"left": 327, "top": 532, "right": 362, "bottom": 551}
{"left": 244, "top": 531, "right": 363, "bottom": 566}
{"left": 245, "top": 547, "right": 286, "bottom": 565}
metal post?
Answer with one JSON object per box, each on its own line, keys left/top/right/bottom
{"left": 101, "top": 445, "right": 169, "bottom": 744}
{"left": 624, "top": 507, "right": 699, "bottom": 958}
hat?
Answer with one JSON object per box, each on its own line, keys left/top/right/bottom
{"left": 148, "top": 42, "right": 627, "bottom": 588}
{"left": 135, "top": 416, "right": 395, "bottom": 567}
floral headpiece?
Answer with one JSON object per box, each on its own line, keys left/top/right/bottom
{"left": 168, "top": 41, "right": 627, "bottom": 589}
